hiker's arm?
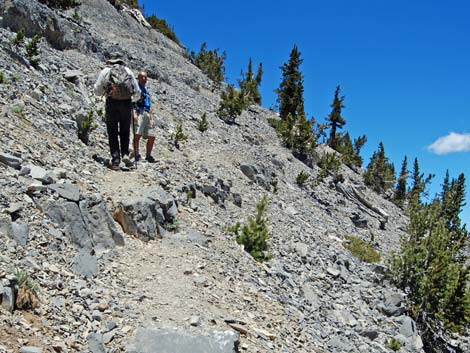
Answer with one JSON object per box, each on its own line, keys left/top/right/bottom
{"left": 93, "top": 68, "right": 110, "bottom": 96}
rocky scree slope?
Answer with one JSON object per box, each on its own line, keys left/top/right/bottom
{"left": 1, "top": 0, "right": 468, "bottom": 352}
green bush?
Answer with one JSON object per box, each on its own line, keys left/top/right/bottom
{"left": 233, "top": 196, "right": 272, "bottom": 263}
{"left": 0, "top": 71, "right": 5, "bottom": 84}
{"left": 217, "top": 85, "right": 247, "bottom": 123}
{"left": 14, "top": 268, "right": 39, "bottom": 310}
{"left": 385, "top": 338, "right": 402, "bottom": 351}
{"left": 197, "top": 113, "right": 209, "bottom": 132}
{"left": 25, "top": 34, "right": 41, "bottom": 66}
{"left": 343, "top": 235, "right": 381, "bottom": 263}
{"left": 12, "top": 28, "right": 25, "bottom": 46}
{"left": 317, "top": 152, "right": 341, "bottom": 181}
{"left": 190, "top": 42, "right": 226, "bottom": 86}
{"left": 171, "top": 122, "right": 187, "bottom": 149}
{"left": 146, "top": 14, "right": 180, "bottom": 45}
{"left": 78, "top": 110, "right": 97, "bottom": 145}
{"left": 296, "top": 171, "right": 309, "bottom": 187}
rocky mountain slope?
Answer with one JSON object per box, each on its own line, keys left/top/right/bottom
{"left": 0, "top": 1, "right": 468, "bottom": 352}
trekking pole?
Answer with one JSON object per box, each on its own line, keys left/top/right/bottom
{"left": 132, "top": 112, "right": 137, "bottom": 170}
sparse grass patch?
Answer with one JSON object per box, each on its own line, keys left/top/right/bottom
{"left": 343, "top": 235, "right": 381, "bottom": 263}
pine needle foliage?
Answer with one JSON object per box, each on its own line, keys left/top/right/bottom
{"left": 326, "top": 85, "right": 346, "bottom": 150}
{"left": 363, "top": 142, "right": 395, "bottom": 194}
{"left": 393, "top": 156, "right": 408, "bottom": 207}
{"left": 12, "top": 28, "right": 25, "bottom": 46}
{"left": 171, "top": 122, "right": 187, "bottom": 149}
{"left": 296, "top": 171, "right": 309, "bottom": 186}
{"left": 25, "top": 34, "right": 41, "bottom": 64}
{"left": 0, "top": 71, "right": 5, "bottom": 84}
{"left": 389, "top": 173, "right": 470, "bottom": 346}
{"left": 190, "top": 42, "right": 226, "bottom": 87}
{"left": 408, "top": 157, "right": 434, "bottom": 207}
{"left": 317, "top": 152, "right": 341, "bottom": 181}
{"left": 197, "top": 112, "right": 209, "bottom": 132}
{"left": 234, "top": 196, "right": 273, "bottom": 263}
{"left": 275, "top": 45, "right": 305, "bottom": 121}
{"left": 238, "top": 58, "right": 263, "bottom": 105}
{"left": 217, "top": 84, "right": 247, "bottom": 123}
{"left": 146, "top": 14, "right": 180, "bottom": 45}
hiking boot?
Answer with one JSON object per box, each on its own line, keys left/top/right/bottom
{"left": 146, "top": 155, "right": 156, "bottom": 163}
{"left": 110, "top": 163, "right": 120, "bottom": 171}
{"left": 135, "top": 154, "right": 141, "bottom": 162}
{"left": 122, "top": 154, "right": 133, "bottom": 167}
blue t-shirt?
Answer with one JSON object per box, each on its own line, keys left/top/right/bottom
{"left": 134, "top": 85, "right": 151, "bottom": 112}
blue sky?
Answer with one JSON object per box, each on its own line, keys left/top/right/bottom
{"left": 140, "top": 0, "right": 470, "bottom": 224}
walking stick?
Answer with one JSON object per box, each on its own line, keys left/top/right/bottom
{"left": 132, "top": 112, "right": 137, "bottom": 170}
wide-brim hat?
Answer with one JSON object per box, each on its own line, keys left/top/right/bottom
{"left": 106, "top": 58, "right": 126, "bottom": 65}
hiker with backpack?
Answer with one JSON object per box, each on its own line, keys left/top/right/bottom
{"left": 94, "top": 58, "right": 141, "bottom": 170}
{"left": 133, "top": 71, "right": 157, "bottom": 163}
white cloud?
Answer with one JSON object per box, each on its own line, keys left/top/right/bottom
{"left": 428, "top": 132, "right": 470, "bottom": 155}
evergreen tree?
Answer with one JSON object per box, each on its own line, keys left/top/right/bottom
{"left": 275, "top": 45, "right": 305, "bottom": 121}
{"left": 191, "top": 42, "right": 226, "bottom": 86}
{"left": 440, "top": 173, "right": 467, "bottom": 244}
{"left": 239, "top": 58, "right": 262, "bottom": 105}
{"left": 393, "top": 156, "right": 408, "bottom": 207}
{"left": 146, "top": 14, "right": 180, "bottom": 45}
{"left": 217, "top": 84, "right": 247, "bottom": 123}
{"left": 363, "top": 142, "right": 395, "bottom": 193}
{"left": 408, "top": 158, "right": 434, "bottom": 207}
{"left": 326, "top": 86, "right": 346, "bottom": 150}
{"left": 338, "top": 133, "right": 367, "bottom": 169}
{"left": 390, "top": 175, "right": 470, "bottom": 347}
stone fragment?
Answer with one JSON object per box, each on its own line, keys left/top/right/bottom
{"left": 2, "top": 286, "right": 15, "bottom": 312}
{"left": 11, "top": 221, "right": 29, "bottom": 246}
{"left": 0, "top": 152, "right": 22, "bottom": 169}
{"left": 400, "top": 316, "right": 417, "bottom": 338}
{"left": 48, "top": 183, "right": 80, "bottom": 202}
{"left": 87, "top": 333, "right": 106, "bottom": 353}
{"left": 190, "top": 315, "right": 200, "bottom": 326}
{"left": 73, "top": 249, "right": 98, "bottom": 278}
{"left": 19, "top": 347, "right": 42, "bottom": 353}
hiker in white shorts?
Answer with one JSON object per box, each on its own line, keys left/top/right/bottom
{"left": 133, "top": 71, "right": 156, "bottom": 163}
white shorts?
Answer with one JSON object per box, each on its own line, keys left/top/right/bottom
{"left": 135, "top": 111, "right": 156, "bottom": 138}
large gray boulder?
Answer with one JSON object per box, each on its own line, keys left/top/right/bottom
{"left": 113, "top": 188, "right": 177, "bottom": 241}
{"left": 128, "top": 328, "right": 239, "bottom": 353}
{"left": 42, "top": 194, "right": 124, "bottom": 249}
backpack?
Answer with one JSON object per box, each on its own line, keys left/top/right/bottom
{"left": 105, "top": 64, "right": 135, "bottom": 100}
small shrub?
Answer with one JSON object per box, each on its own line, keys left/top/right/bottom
{"left": 317, "top": 152, "right": 341, "bottom": 181}
{"left": 165, "top": 219, "right": 180, "bottom": 232}
{"left": 12, "top": 104, "right": 24, "bottom": 115}
{"left": 25, "top": 34, "right": 41, "bottom": 66}
{"left": 385, "top": 338, "right": 402, "bottom": 351}
{"left": 217, "top": 84, "right": 247, "bottom": 123}
{"left": 12, "top": 27, "right": 25, "bottom": 46}
{"left": 197, "top": 113, "right": 208, "bottom": 132}
{"left": 0, "top": 71, "right": 5, "bottom": 84}
{"left": 233, "top": 196, "right": 272, "bottom": 262}
{"left": 72, "top": 9, "right": 80, "bottom": 21}
{"left": 343, "top": 235, "right": 381, "bottom": 263}
{"left": 14, "top": 269, "right": 39, "bottom": 310}
{"left": 190, "top": 42, "right": 226, "bottom": 87}
{"left": 171, "top": 122, "right": 187, "bottom": 149}
{"left": 227, "top": 222, "right": 241, "bottom": 234}
{"left": 78, "top": 110, "right": 97, "bottom": 145}
{"left": 296, "top": 171, "right": 309, "bottom": 187}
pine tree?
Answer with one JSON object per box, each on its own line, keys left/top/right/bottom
{"left": 408, "top": 158, "right": 434, "bottom": 207}
{"left": 390, "top": 174, "right": 470, "bottom": 344}
{"left": 275, "top": 45, "right": 305, "bottom": 121}
{"left": 217, "top": 84, "right": 247, "bottom": 123}
{"left": 363, "top": 142, "right": 395, "bottom": 193}
{"left": 326, "top": 86, "right": 346, "bottom": 150}
{"left": 338, "top": 133, "right": 367, "bottom": 169}
{"left": 393, "top": 156, "right": 408, "bottom": 207}
{"left": 192, "top": 42, "right": 226, "bottom": 86}
{"left": 239, "top": 58, "right": 262, "bottom": 105}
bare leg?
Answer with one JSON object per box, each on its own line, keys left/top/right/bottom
{"left": 146, "top": 136, "right": 156, "bottom": 158}
{"left": 134, "top": 134, "right": 142, "bottom": 158}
